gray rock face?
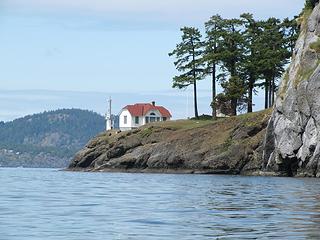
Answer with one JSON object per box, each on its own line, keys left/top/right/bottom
{"left": 264, "top": 4, "right": 320, "bottom": 177}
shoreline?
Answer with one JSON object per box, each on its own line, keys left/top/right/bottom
{"left": 65, "top": 167, "right": 298, "bottom": 178}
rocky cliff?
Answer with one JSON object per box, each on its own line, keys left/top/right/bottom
{"left": 68, "top": 110, "right": 271, "bottom": 174}
{"left": 263, "top": 3, "right": 320, "bottom": 177}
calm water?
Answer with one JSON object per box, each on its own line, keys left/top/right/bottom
{"left": 0, "top": 168, "right": 320, "bottom": 240}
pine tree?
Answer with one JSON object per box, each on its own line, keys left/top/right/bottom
{"left": 218, "top": 18, "right": 246, "bottom": 116}
{"left": 240, "top": 13, "right": 261, "bottom": 113}
{"left": 169, "top": 27, "right": 204, "bottom": 119}
{"left": 203, "top": 15, "right": 223, "bottom": 119}
{"left": 282, "top": 17, "right": 300, "bottom": 56}
{"left": 256, "top": 18, "right": 289, "bottom": 108}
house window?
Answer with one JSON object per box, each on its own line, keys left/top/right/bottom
{"left": 145, "top": 117, "right": 149, "bottom": 123}
{"left": 150, "top": 117, "right": 156, "bottom": 122}
{"left": 135, "top": 116, "right": 139, "bottom": 124}
{"left": 163, "top": 117, "right": 167, "bottom": 121}
{"left": 124, "top": 116, "right": 128, "bottom": 125}
{"left": 157, "top": 117, "right": 160, "bottom": 122}
{"left": 150, "top": 113, "right": 156, "bottom": 116}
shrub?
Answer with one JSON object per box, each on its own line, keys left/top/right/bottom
{"left": 310, "top": 39, "right": 320, "bottom": 52}
{"left": 305, "top": 0, "right": 318, "bottom": 9}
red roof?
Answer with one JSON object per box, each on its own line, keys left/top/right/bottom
{"left": 123, "top": 103, "right": 172, "bottom": 118}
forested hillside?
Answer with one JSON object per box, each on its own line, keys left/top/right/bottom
{"left": 0, "top": 109, "right": 105, "bottom": 168}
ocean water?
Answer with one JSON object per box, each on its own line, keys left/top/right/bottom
{"left": 0, "top": 168, "right": 320, "bottom": 240}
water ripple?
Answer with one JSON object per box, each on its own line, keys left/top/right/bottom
{"left": 0, "top": 168, "right": 320, "bottom": 240}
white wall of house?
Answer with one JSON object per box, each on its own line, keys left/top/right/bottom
{"left": 119, "top": 109, "right": 171, "bottom": 131}
{"left": 132, "top": 116, "right": 144, "bottom": 128}
{"left": 119, "top": 109, "right": 133, "bottom": 131}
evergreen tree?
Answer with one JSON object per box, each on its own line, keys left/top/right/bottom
{"left": 218, "top": 18, "right": 246, "bottom": 116}
{"left": 170, "top": 12, "right": 300, "bottom": 117}
{"left": 282, "top": 17, "right": 300, "bottom": 56}
{"left": 240, "top": 13, "right": 261, "bottom": 113}
{"left": 257, "top": 18, "right": 290, "bottom": 108}
{"left": 203, "top": 15, "right": 223, "bottom": 118}
{"left": 169, "top": 27, "right": 204, "bottom": 119}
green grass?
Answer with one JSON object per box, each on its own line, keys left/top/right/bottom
{"left": 150, "top": 119, "right": 214, "bottom": 130}
{"left": 235, "top": 109, "right": 272, "bottom": 127}
{"left": 139, "top": 127, "right": 154, "bottom": 138}
{"left": 143, "top": 110, "right": 271, "bottom": 133}
{"left": 137, "top": 120, "right": 216, "bottom": 138}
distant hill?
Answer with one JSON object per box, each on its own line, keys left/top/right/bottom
{"left": 0, "top": 109, "right": 105, "bottom": 168}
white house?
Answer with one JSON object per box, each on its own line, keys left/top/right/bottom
{"left": 119, "top": 102, "right": 172, "bottom": 131}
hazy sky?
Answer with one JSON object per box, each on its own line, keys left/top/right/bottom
{"left": 0, "top": 0, "right": 304, "bottom": 121}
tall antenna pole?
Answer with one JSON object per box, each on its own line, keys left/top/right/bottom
{"left": 106, "top": 96, "right": 113, "bottom": 131}
{"left": 109, "top": 96, "right": 112, "bottom": 121}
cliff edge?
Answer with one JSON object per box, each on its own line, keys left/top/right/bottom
{"left": 263, "top": 3, "right": 320, "bottom": 177}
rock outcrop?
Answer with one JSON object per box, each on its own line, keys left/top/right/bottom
{"left": 68, "top": 110, "right": 271, "bottom": 174}
{"left": 263, "top": 3, "right": 320, "bottom": 177}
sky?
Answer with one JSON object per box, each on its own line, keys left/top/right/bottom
{"left": 0, "top": 0, "right": 305, "bottom": 121}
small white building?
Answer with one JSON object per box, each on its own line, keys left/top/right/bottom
{"left": 119, "top": 102, "right": 172, "bottom": 131}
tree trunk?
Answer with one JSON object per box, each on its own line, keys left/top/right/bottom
{"left": 191, "top": 46, "right": 199, "bottom": 119}
{"left": 231, "top": 98, "right": 237, "bottom": 116}
{"left": 193, "top": 78, "right": 199, "bottom": 119}
{"left": 271, "top": 76, "right": 275, "bottom": 106}
{"left": 212, "top": 64, "right": 217, "bottom": 119}
{"left": 229, "top": 60, "right": 237, "bottom": 116}
{"left": 265, "top": 80, "right": 269, "bottom": 109}
{"left": 268, "top": 77, "right": 272, "bottom": 108}
{"left": 248, "top": 78, "right": 253, "bottom": 113}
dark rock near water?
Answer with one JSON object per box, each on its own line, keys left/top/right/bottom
{"left": 68, "top": 111, "right": 271, "bottom": 175}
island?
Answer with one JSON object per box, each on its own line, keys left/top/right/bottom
{"left": 68, "top": 1, "right": 320, "bottom": 178}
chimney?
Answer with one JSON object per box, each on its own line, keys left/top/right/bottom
{"left": 152, "top": 101, "right": 156, "bottom": 106}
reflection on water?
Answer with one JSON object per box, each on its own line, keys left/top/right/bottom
{"left": 0, "top": 168, "right": 320, "bottom": 240}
